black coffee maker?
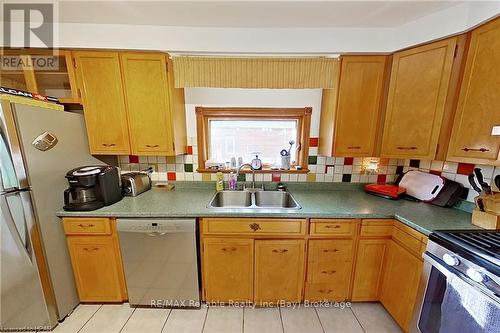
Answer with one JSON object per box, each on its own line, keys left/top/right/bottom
{"left": 63, "top": 166, "right": 122, "bottom": 211}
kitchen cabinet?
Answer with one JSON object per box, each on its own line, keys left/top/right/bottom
{"left": 120, "top": 52, "right": 186, "bottom": 156}
{"left": 63, "top": 218, "right": 127, "bottom": 302}
{"left": 254, "top": 239, "right": 305, "bottom": 304}
{"left": 0, "top": 50, "right": 80, "bottom": 103}
{"left": 74, "top": 50, "right": 186, "bottom": 156}
{"left": 74, "top": 51, "right": 131, "bottom": 155}
{"left": 380, "top": 38, "right": 457, "bottom": 159}
{"left": 202, "top": 238, "right": 254, "bottom": 302}
{"left": 379, "top": 240, "right": 423, "bottom": 332}
{"left": 332, "top": 56, "right": 388, "bottom": 157}
{"left": 447, "top": 18, "right": 500, "bottom": 164}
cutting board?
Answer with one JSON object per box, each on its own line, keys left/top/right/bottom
{"left": 399, "top": 170, "right": 445, "bottom": 201}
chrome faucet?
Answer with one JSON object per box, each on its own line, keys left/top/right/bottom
{"left": 236, "top": 163, "right": 262, "bottom": 191}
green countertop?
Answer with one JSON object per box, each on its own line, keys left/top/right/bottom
{"left": 57, "top": 182, "right": 477, "bottom": 236}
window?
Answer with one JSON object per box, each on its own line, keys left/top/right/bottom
{"left": 196, "top": 107, "right": 311, "bottom": 172}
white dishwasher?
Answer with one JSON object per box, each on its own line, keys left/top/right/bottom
{"left": 117, "top": 218, "right": 200, "bottom": 308}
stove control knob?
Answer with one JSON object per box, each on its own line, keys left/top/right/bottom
{"left": 466, "top": 268, "right": 485, "bottom": 283}
{"left": 442, "top": 253, "right": 460, "bottom": 266}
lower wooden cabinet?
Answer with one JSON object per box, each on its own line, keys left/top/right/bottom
{"left": 351, "top": 239, "right": 388, "bottom": 301}
{"left": 254, "top": 240, "right": 305, "bottom": 304}
{"left": 63, "top": 218, "right": 127, "bottom": 302}
{"left": 379, "top": 240, "right": 423, "bottom": 332}
{"left": 202, "top": 238, "right": 254, "bottom": 302}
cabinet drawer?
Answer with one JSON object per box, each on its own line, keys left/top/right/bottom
{"left": 63, "top": 218, "right": 112, "bottom": 235}
{"left": 304, "top": 282, "right": 348, "bottom": 301}
{"left": 310, "top": 219, "right": 357, "bottom": 236}
{"left": 307, "top": 261, "right": 351, "bottom": 284}
{"left": 308, "top": 239, "right": 353, "bottom": 263}
{"left": 201, "top": 218, "right": 306, "bottom": 236}
{"left": 360, "top": 219, "right": 394, "bottom": 237}
{"left": 392, "top": 226, "right": 422, "bottom": 257}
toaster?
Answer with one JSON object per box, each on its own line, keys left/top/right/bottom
{"left": 121, "top": 172, "right": 152, "bottom": 196}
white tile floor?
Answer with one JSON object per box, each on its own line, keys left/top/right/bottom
{"left": 46, "top": 302, "right": 402, "bottom": 333}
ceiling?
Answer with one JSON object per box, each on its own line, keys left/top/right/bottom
{"left": 56, "top": 1, "right": 464, "bottom": 28}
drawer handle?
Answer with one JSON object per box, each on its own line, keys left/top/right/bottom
{"left": 272, "top": 249, "right": 289, "bottom": 253}
{"left": 102, "top": 143, "right": 116, "bottom": 147}
{"left": 461, "top": 147, "right": 489, "bottom": 152}
{"left": 146, "top": 144, "right": 160, "bottom": 148}
{"left": 347, "top": 146, "right": 361, "bottom": 149}
{"left": 78, "top": 224, "right": 95, "bottom": 228}
{"left": 325, "top": 225, "right": 341, "bottom": 229}
{"left": 396, "top": 146, "right": 417, "bottom": 150}
{"left": 321, "top": 270, "right": 337, "bottom": 275}
{"left": 319, "top": 289, "right": 333, "bottom": 294}
{"left": 221, "top": 247, "right": 237, "bottom": 252}
{"left": 249, "top": 223, "right": 261, "bottom": 231}
{"left": 83, "top": 247, "right": 99, "bottom": 252}
{"left": 323, "top": 249, "right": 339, "bottom": 253}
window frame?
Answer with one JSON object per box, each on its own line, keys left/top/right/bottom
{"left": 195, "top": 107, "right": 311, "bottom": 173}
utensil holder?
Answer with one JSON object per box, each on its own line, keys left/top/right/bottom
{"left": 472, "top": 208, "right": 500, "bottom": 229}
{"left": 281, "top": 155, "right": 291, "bottom": 170}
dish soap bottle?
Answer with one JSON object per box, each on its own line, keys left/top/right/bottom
{"left": 228, "top": 172, "right": 237, "bottom": 190}
{"left": 216, "top": 171, "right": 224, "bottom": 191}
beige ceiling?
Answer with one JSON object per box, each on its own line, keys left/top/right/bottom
{"left": 56, "top": 1, "right": 465, "bottom": 28}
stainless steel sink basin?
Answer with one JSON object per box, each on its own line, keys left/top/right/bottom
{"left": 207, "top": 190, "right": 301, "bottom": 210}
{"left": 254, "top": 191, "right": 300, "bottom": 208}
{"left": 208, "top": 191, "right": 252, "bottom": 208}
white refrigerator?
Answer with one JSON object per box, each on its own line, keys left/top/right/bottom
{"left": 0, "top": 95, "right": 103, "bottom": 330}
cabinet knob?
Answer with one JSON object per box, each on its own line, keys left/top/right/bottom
{"left": 272, "top": 249, "right": 289, "bottom": 253}
{"left": 146, "top": 144, "right": 160, "bottom": 148}
{"left": 461, "top": 147, "right": 489, "bottom": 152}
{"left": 249, "top": 223, "right": 261, "bottom": 231}
{"left": 102, "top": 143, "right": 116, "bottom": 147}
{"left": 396, "top": 146, "right": 417, "bottom": 150}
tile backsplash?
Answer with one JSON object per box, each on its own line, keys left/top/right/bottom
{"left": 118, "top": 137, "right": 499, "bottom": 203}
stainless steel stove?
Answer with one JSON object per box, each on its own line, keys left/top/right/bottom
{"left": 411, "top": 230, "right": 500, "bottom": 333}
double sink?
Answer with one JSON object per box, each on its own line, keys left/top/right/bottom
{"left": 207, "top": 190, "right": 301, "bottom": 210}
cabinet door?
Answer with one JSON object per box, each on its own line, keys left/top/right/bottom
{"left": 120, "top": 53, "right": 175, "bottom": 156}
{"left": 381, "top": 38, "right": 456, "bottom": 159}
{"left": 380, "top": 240, "right": 422, "bottom": 331}
{"left": 254, "top": 239, "right": 305, "bottom": 304}
{"left": 74, "top": 51, "right": 130, "bottom": 154}
{"left": 202, "top": 238, "right": 253, "bottom": 302}
{"left": 334, "top": 56, "right": 387, "bottom": 156}
{"left": 352, "top": 239, "right": 388, "bottom": 301}
{"left": 447, "top": 19, "right": 500, "bottom": 162}
{"left": 67, "top": 235, "right": 125, "bottom": 302}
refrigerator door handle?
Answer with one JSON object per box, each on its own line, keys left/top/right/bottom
{"left": 1, "top": 192, "right": 33, "bottom": 264}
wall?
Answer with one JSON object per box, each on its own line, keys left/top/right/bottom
{"left": 117, "top": 88, "right": 500, "bottom": 203}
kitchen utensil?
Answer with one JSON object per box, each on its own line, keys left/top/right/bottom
{"left": 428, "top": 179, "right": 464, "bottom": 207}
{"left": 468, "top": 173, "right": 483, "bottom": 194}
{"left": 398, "top": 170, "right": 445, "bottom": 201}
{"left": 474, "top": 168, "right": 492, "bottom": 194}
{"left": 287, "top": 140, "right": 295, "bottom": 156}
{"left": 364, "top": 184, "right": 406, "bottom": 200}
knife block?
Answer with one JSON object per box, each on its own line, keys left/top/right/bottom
{"left": 472, "top": 208, "right": 500, "bottom": 230}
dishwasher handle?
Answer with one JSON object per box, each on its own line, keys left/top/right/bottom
{"left": 146, "top": 231, "right": 168, "bottom": 237}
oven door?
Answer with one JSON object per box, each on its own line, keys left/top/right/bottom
{"left": 411, "top": 252, "right": 500, "bottom": 333}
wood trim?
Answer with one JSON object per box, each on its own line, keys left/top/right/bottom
{"left": 195, "top": 107, "right": 311, "bottom": 172}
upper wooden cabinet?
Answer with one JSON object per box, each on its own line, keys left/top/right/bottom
{"left": 333, "top": 56, "right": 388, "bottom": 156}
{"left": 380, "top": 38, "right": 457, "bottom": 159}
{"left": 0, "top": 50, "right": 80, "bottom": 104}
{"left": 74, "top": 51, "right": 131, "bottom": 155}
{"left": 74, "top": 51, "right": 186, "bottom": 156}
{"left": 121, "top": 53, "right": 175, "bottom": 155}
{"left": 447, "top": 19, "right": 500, "bottom": 164}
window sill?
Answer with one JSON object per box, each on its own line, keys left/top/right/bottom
{"left": 196, "top": 168, "right": 310, "bottom": 174}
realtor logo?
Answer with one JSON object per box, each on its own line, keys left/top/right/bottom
{"left": 2, "top": 2, "right": 55, "bottom": 48}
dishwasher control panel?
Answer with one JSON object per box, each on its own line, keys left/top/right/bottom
{"left": 116, "top": 219, "right": 195, "bottom": 233}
